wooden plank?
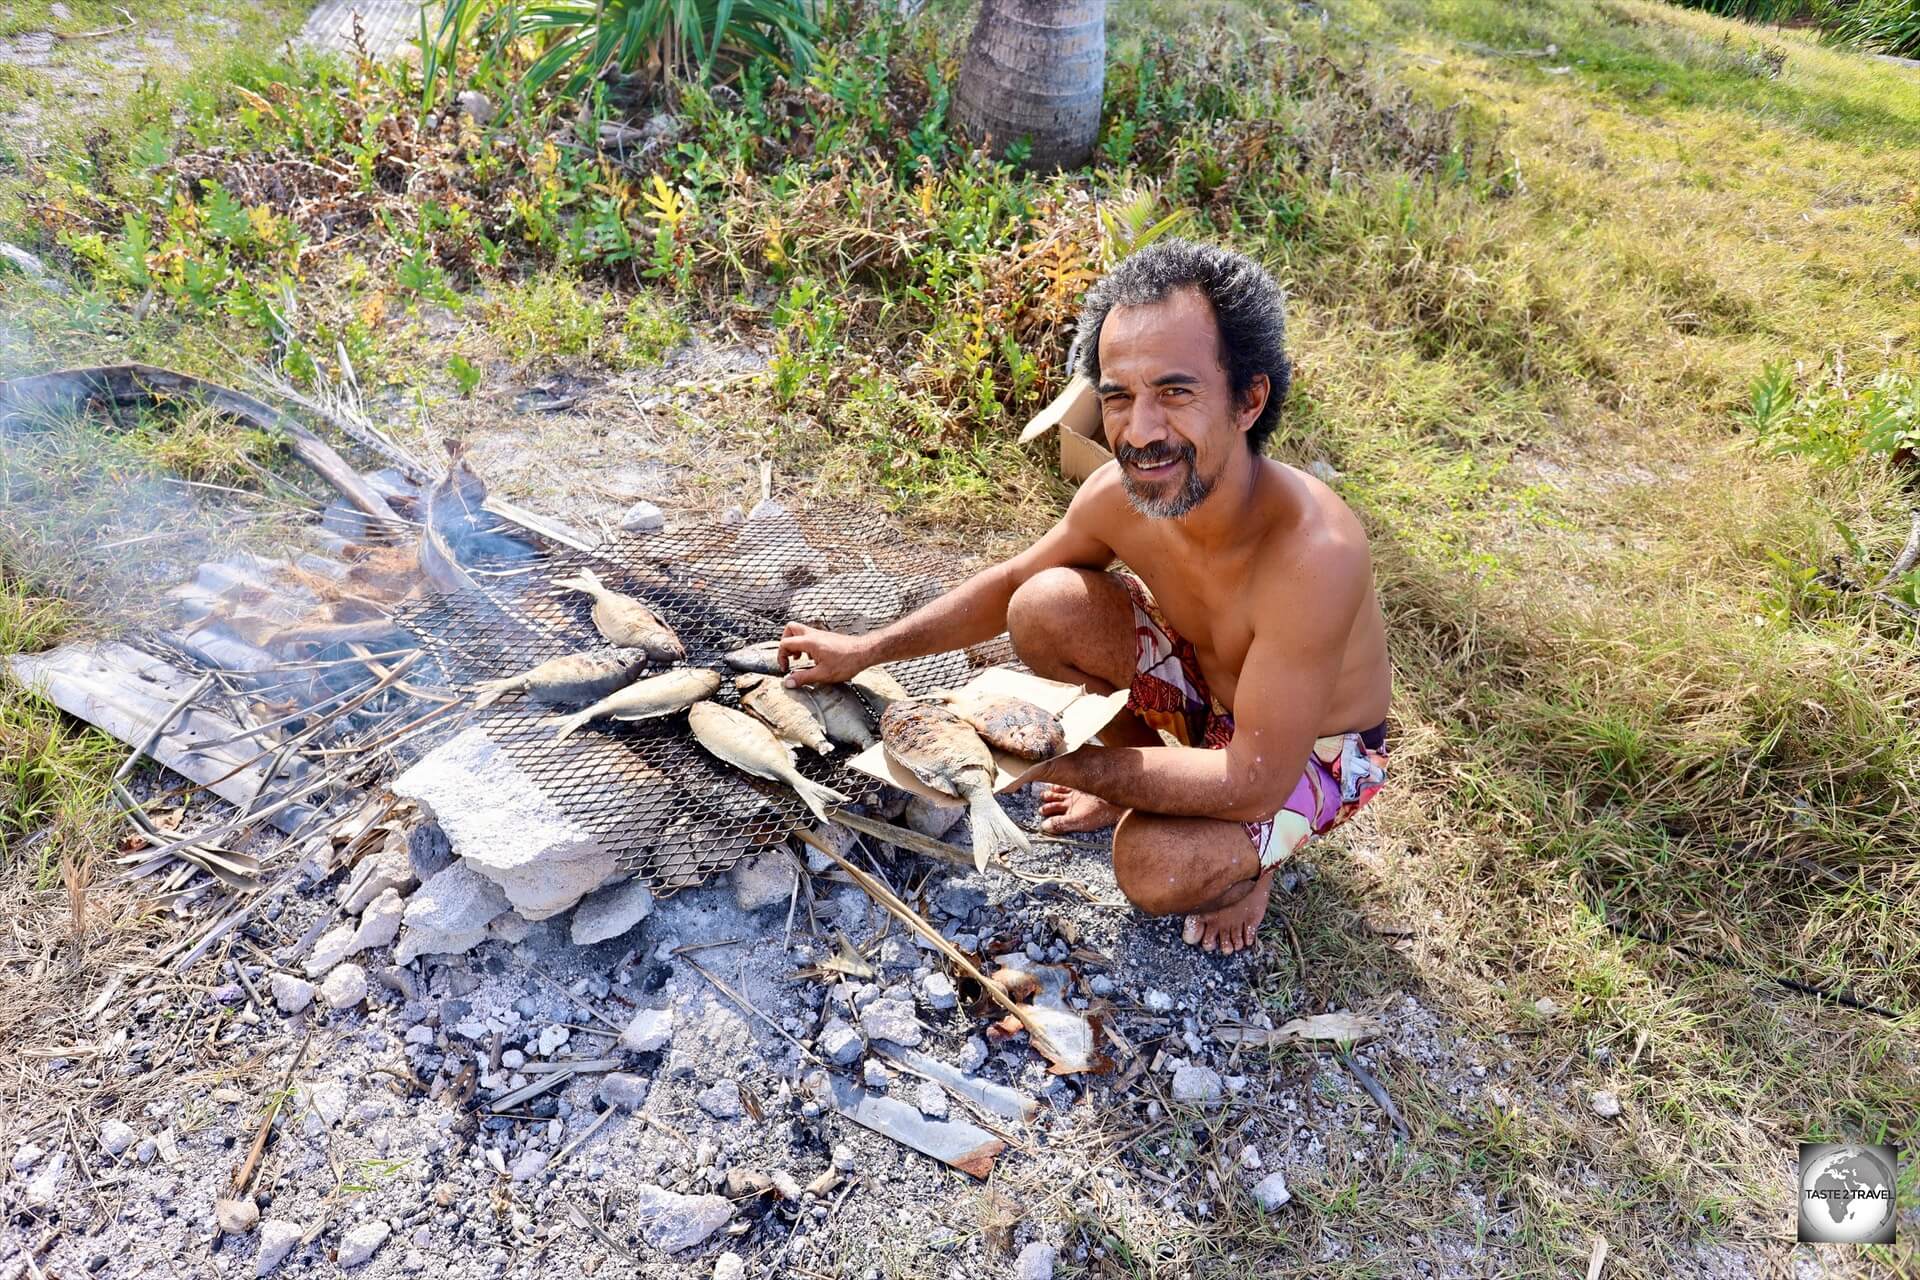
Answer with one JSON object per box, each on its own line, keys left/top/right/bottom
{"left": 6, "top": 641, "right": 316, "bottom": 833}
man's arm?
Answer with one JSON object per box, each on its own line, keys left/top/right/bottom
{"left": 781, "top": 475, "right": 1122, "bottom": 685}
{"left": 1018, "top": 535, "right": 1367, "bottom": 823}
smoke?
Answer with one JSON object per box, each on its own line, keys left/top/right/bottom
{"left": 0, "top": 394, "right": 326, "bottom": 633}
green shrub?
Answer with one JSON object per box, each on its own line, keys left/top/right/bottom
{"left": 1827, "top": 0, "right": 1920, "bottom": 56}
{"left": 1747, "top": 361, "right": 1920, "bottom": 469}
{"left": 423, "top": 0, "right": 819, "bottom": 112}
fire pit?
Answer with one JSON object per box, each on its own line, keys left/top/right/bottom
{"left": 394, "top": 503, "right": 1011, "bottom": 894}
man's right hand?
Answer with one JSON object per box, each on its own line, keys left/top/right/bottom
{"left": 778, "top": 622, "right": 872, "bottom": 687}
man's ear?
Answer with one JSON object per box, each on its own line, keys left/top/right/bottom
{"left": 1235, "top": 373, "right": 1270, "bottom": 436}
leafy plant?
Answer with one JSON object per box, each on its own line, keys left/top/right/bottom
{"left": 1825, "top": 0, "right": 1920, "bottom": 57}
{"left": 424, "top": 0, "right": 820, "bottom": 112}
{"left": 1747, "top": 361, "right": 1920, "bottom": 469}
{"left": 1665, "top": 0, "right": 1920, "bottom": 58}
{"left": 1664, "top": 0, "right": 1814, "bottom": 19}
{"left": 447, "top": 355, "right": 484, "bottom": 396}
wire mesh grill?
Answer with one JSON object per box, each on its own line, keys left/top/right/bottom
{"left": 393, "top": 504, "right": 1011, "bottom": 894}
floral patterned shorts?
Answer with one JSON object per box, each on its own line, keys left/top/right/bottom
{"left": 1117, "top": 573, "right": 1389, "bottom": 870}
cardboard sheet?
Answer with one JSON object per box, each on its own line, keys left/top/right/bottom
{"left": 846, "top": 667, "right": 1129, "bottom": 805}
{"left": 1017, "top": 375, "right": 1110, "bottom": 483}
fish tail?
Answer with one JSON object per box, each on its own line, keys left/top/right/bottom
{"left": 552, "top": 708, "right": 595, "bottom": 741}
{"left": 470, "top": 678, "right": 514, "bottom": 709}
{"left": 787, "top": 772, "right": 850, "bottom": 825}
{"left": 965, "top": 789, "right": 1030, "bottom": 872}
{"left": 556, "top": 567, "right": 602, "bottom": 596}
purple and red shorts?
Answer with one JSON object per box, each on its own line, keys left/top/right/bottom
{"left": 1117, "top": 573, "right": 1389, "bottom": 870}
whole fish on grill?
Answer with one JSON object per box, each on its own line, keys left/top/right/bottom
{"left": 878, "top": 700, "right": 1031, "bottom": 871}
{"left": 471, "top": 649, "right": 649, "bottom": 710}
{"left": 687, "top": 700, "right": 849, "bottom": 825}
{"left": 722, "top": 640, "right": 786, "bottom": 675}
{"left": 551, "top": 667, "right": 722, "bottom": 741}
{"left": 848, "top": 664, "right": 910, "bottom": 710}
{"left": 735, "top": 674, "right": 833, "bottom": 755}
{"left": 554, "top": 567, "right": 685, "bottom": 662}
{"left": 934, "top": 690, "right": 1066, "bottom": 761}
{"left": 722, "top": 639, "right": 821, "bottom": 676}
{"left": 794, "top": 682, "right": 877, "bottom": 749}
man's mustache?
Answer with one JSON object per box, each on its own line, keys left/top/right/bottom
{"left": 1115, "top": 440, "right": 1194, "bottom": 470}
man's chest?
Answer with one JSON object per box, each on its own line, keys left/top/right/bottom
{"left": 1125, "top": 560, "right": 1257, "bottom": 707}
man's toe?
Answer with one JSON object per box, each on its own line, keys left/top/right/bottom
{"left": 1182, "top": 916, "right": 1203, "bottom": 946}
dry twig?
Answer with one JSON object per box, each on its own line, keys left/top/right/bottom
{"left": 793, "top": 827, "right": 1066, "bottom": 1063}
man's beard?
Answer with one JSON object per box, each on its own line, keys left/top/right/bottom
{"left": 1115, "top": 440, "right": 1215, "bottom": 519}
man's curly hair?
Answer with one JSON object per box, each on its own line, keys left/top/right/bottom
{"left": 1074, "top": 239, "right": 1292, "bottom": 454}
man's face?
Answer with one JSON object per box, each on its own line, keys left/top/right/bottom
{"left": 1094, "top": 287, "right": 1266, "bottom": 520}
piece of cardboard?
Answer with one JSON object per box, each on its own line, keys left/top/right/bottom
{"left": 1018, "top": 375, "right": 1110, "bottom": 483}
{"left": 846, "top": 667, "right": 1129, "bottom": 805}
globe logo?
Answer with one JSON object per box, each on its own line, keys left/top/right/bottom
{"left": 1797, "top": 1143, "right": 1898, "bottom": 1245}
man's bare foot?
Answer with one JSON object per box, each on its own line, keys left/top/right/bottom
{"left": 1036, "top": 784, "right": 1126, "bottom": 834}
{"left": 1182, "top": 868, "right": 1274, "bottom": 955}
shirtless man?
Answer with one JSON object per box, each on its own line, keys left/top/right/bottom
{"left": 781, "top": 240, "right": 1391, "bottom": 954}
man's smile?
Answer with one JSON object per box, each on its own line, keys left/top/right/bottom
{"left": 1126, "top": 455, "right": 1184, "bottom": 479}
{"left": 1116, "top": 440, "right": 1195, "bottom": 479}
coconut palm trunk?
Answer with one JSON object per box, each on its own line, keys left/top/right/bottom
{"left": 952, "top": 0, "right": 1107, "bottom": 172}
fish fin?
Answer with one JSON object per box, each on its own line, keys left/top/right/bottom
{"left": 966, "top": 789, "right": 1030, "bottom": 871}
{"left": 470, "top": 678, "right": 515, "bottom": 709}
{"left": 555, "top": 568, "right": 602, "bottom": 596}
{"left": 551, "top": 708, "right": 595, "bottom": 741}
{"left": 788, "top": 774, "right": 850, "bottom": 826}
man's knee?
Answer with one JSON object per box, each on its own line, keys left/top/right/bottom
{"left": 1008, "top": 568, "right": 1133, "bottom": 688}
{"left": 1006, "top": 567, "right": 1088, "bottom": 655}
{"left": 1114, "top": 813, "right": 1258, "bottom": 916}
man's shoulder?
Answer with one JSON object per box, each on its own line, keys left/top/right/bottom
{"left": 1064, "top": 460, "right": 1130, "bottom": 523}
{"left": 1258, "top": 459, "right": 1370, "bottom": 567}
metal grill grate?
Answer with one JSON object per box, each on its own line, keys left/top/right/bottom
{"left": 394, "top": 504, "right": 1011, "bottom": 894}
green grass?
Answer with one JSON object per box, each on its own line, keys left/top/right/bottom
{"left": 482, "top": 273, "right": 688, "bottom": 370}
{"left": 0, "top": 578, "right": 118, "bottom": 884}
{"left": 1358, "top": 0, "right": 1920, "bottom": 145}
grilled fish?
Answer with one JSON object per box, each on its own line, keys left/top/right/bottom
{"left": 848, "top": 665, "right": 910, "bottom": 709}
{"left": 687, "top": 700, "right": 849, "bottom": 825}
{"left": 736, "top": 674, "right": 833, "bottom": 755}
{"left": 555, "top": 567, "right": 685, "bottom": 662}
{"left": 724, "top": 639, "right": 819, "bottom": 676}
{"left": 935, "top": 690, "right": 1066, "bottom": 761}
{"left": 722, "top": 640, "right": 786, "bottom": 675}
{"left": 878, "top": 700, "right": 1030, "bottom": 871}
{"left": 472, "top": 649, "right": 649, "bottom": 709}
{"left": 794, "top": 682, "right": 878, "bottom": 749}
{"left": 551, "top": 667, "right": 722, "bottom": 741}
